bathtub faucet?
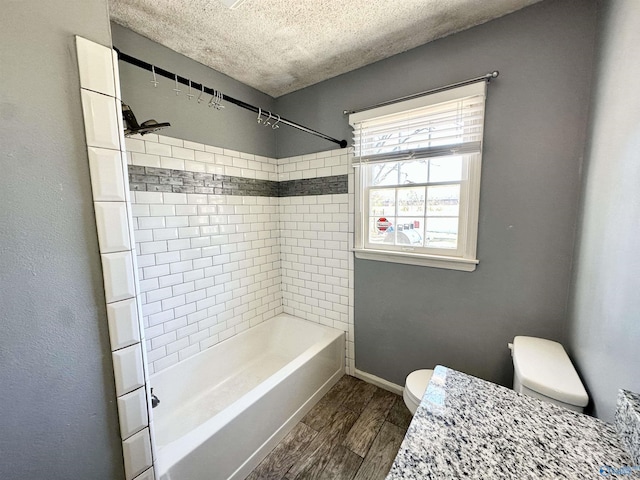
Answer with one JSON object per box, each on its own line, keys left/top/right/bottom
{"left": 151, "top": 388, "right": 160, "bottom": 408}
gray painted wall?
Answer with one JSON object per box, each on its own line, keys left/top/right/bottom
{"left": 278, "top": 0, "right": 598, "bottom": 387}
{"left": 0, "top": 1, "right": 125, "bottom": 479}
{"left": 566, "top": 0, "right": 640, "bottom": 422}
{"left": 111, "top": 23, "right": 277, "bottom": 158}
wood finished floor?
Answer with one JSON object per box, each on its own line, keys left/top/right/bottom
{"left": 245, "top": 375, "right": 412, "bottom": 480}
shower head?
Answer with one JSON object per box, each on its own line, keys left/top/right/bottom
{"left": 121, "top": 102, "right": 170, "bottom": 137}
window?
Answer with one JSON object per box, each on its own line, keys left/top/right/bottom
{"left": 350, "top": 82, "right": 487, "bottom": 272}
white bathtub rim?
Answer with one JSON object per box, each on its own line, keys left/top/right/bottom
{"left": 150, "top": 313, "right": 339, "bottom": 382}
{"left": 155, "top": 320, "right": 344, "bottom": 477}
{"left": 157, "top": 339, "right": 331, "bottom": 460}
{"left": 150, "top": 313, "right": 343, "bottom": 427}
{"left": 153, "top": 319, "right": 343, "bottom": 448}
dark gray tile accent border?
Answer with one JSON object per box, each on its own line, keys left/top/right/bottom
{"left": 128, "top": 165, "right": 279, "bottom": 196}
{"left": 278, "top": 175, "right": 348, "bottom": 197}
{"left": 128, "top": 166, "right": 347, "bottom": 197}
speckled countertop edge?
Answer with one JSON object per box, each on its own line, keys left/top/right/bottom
{"left": 387, "top": 366, "right": 635, "bottom": 479}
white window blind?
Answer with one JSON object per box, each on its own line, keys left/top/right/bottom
{"left": 350, "top": 82, "right": 486, "bottom": 164}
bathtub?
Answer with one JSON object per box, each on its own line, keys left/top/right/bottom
{"left": 151, "top": 314, "right": 345, "bottom": 480}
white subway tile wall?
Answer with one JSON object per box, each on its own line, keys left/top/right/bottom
{"left": 126, "top": 134, "right": 279, "bottom": 182}
{"left": 278, "top": 193, "right": 355, "bottom": 371}
{"left": 277, "top": 149, "right": 350, "bottom": 181}
{"left": 76, "top": 36, "right": 154, "bottom": 478}
{"left": 131, "top": 189, "right": 283, "bottom": 374}
{"left": 277, "top": 151, "right": 355, "bottom": 373}
{"left": 128, "top": 134, "right": 355, "bottom": 375}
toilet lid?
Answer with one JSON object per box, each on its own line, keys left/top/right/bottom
{"left": 513, "top": 336, "right": 588, "bottom": 407}
{"left": 405, "top": 369, "right": 433, "bottom": 404}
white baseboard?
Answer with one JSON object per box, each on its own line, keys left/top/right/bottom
{"left": 354, "top": 369, "right": 403, "bottom": 395}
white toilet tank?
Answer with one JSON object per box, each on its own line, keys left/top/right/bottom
{"left": 511, "top": 336, "right": 589, "bottom": 413}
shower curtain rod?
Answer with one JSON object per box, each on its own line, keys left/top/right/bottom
{"left": 343, "top": 71, "right": 499, "bottom": 115}
{"left": 114, "top": 48, "right": 348, "bottom": 149}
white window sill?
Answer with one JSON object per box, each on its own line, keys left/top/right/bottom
{"left": 353, "top": 248, "right": 478, "bottom": 272}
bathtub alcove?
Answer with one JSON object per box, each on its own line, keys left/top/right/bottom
{"left": 151, "top": 314, "right": 345, "bottom": 480}
{"left": 75, "top": 29, "right": 354, "bottom": 478}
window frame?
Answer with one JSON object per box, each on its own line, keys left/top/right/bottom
{"left": 351, "top": 83, "right": 486, "bottom": 272}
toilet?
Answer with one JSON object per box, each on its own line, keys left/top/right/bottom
{"left": 403, "top": 369, "right": 433, "bottom": 415}
{"left": 403, "top": 336, "right": 588, "bottom": 415}
{"left": 510, "top": 336, "right": 589, "bottom": 412}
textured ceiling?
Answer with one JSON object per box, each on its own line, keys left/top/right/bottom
{"left": 109, "top": 0, "right": 542, "bottom": 97}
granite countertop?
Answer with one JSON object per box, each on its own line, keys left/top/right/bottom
{"left": 387, "top": 365, "right": 636, "bottom": 479}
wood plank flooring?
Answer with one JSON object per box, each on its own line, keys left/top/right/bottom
{"left": 245, "top": 375, "right": 412, "bottom": 480}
